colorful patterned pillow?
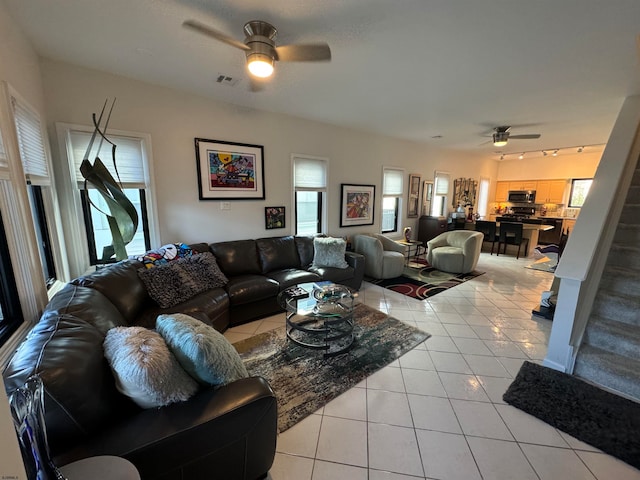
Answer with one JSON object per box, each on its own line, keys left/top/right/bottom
{"left": 136, "top": 242, "right": 194, "bottom": 269}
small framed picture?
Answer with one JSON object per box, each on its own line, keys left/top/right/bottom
{"left": 408, "top": 173, "right": 421, "bottom": 218}
{"left": 265, "top": 206, "right": 286, "bottom": 229}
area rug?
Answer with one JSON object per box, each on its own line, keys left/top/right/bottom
{"left": 233, "top": 303, "right": 430, "bottom": 433}
{"left": 371, "top": 260, "right": 484, "bottom": 300}
{"left": 503, "top": 361, "right": 640, "bottom": 469}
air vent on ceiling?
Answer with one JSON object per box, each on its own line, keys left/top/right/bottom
{"left": 215, "top": 74, "right": 240, "bottom": 87}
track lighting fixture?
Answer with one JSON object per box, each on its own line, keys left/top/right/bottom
{"left": 494, "top": 143, "right": 604, "bottom": 161}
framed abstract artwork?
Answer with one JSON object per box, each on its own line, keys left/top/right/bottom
{"left": 340, "top": 183, "right": 375, "bottom": 227}
{"left": 195, "top": 138, "right": 265, "bottom": 200}
{"left": 265, "top": 206, "right": 286, "bottom": 229}
{"left": 408, "top": 173, "right": 421, "bottom": 217}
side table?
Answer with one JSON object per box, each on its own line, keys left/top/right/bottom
{"left": 395, "top": 240, "right": 424, "bottom": 265}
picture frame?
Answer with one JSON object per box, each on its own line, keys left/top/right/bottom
{"left": 340, "top": 183, "right": 375, "bottom": 227}
{"left": 408, "top": 173, "right": 421, "bottom": 218}
{"left": 422, "top": 180, "right": 434, "bottom": 216}
{"left": 194, "top": 138, "right": 265, "bottom": 200}
{"left": 265, "top": 206, "right": 286, "bottom": 229}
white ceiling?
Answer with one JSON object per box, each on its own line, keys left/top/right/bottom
{"left": 4, "top": 0, "right": 640, "bottom": 158}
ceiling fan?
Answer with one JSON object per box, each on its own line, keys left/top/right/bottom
{"left": 490, "top": 126, "right": 541, "bottom": 147}
{"left": 183, "top": 19, "right": 331, "bottom": 80}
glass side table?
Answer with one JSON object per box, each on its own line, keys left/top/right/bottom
{"left": 277, "top": 283, "right": 355, "bottom": 357}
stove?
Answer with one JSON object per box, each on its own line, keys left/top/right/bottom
{"left": 499, "top": 206, "right": 535, "bottom": 222}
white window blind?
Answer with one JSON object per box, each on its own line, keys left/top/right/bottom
{"left": 11, "top": 96, "right": 50, "bottom": 181}
{"left": 69, "top": 131, "right": 146, "bottom": 188}
{"left": 435, "top": 172, "right": 450, "bottom": 195}
{"left": 294, "top": 156, "right": 327, "bottom": 189}
{"left": 383, "top": 168, "right": 403, "bottom": 195}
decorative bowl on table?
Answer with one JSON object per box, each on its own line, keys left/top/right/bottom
{"left": 312, "top": 284, "right": 352, "bottom": 303}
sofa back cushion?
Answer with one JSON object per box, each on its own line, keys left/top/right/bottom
{"left": 209, "top": 240, "right": 261, "bottom": 277}
{"left": 72, "top": 260, "right": 148, "bottom": 323}
{"left": 295, "top": 236, "right": 315, "bottom": 268}
{"left": 256, "top": 236, "right": 300, "bottom": 273}
{"left": 3, "top": 308, "right": 134, "bottom": 455}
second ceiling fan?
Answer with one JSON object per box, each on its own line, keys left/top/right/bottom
{"left": 491, "top": 126, "right": 541, "bottom": 147}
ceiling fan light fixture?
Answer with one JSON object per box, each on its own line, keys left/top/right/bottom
{"left": 492, "top": 132, "right": 508, "bottom": 147}
{"left": 247, "top": 53, "right": 274, "bottom": 78}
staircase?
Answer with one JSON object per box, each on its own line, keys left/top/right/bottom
{"left": 573, "top": 164, "right": 640, "bottom": 401}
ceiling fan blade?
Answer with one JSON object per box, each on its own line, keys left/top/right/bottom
{"left": 509, "top": 134, "right": 542, "bottom": 139}
{"left": 183, "top": 20, "right": 250, "bottom": 51}
{"left": 275, "top": 43, "right": 331, "bottom": 62}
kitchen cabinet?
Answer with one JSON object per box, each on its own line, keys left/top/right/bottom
{"left": 536, "top": 180, "right": 566, "bottom": 204}
{"left": 509, "top": 181, "right": 537, "bottom": 191}
{"left": 495, "top": 181, "right": 510, "bottom": 202}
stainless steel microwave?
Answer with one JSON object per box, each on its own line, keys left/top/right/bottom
{"left": 508, "top": 190, "right": 536, "bottom": 203}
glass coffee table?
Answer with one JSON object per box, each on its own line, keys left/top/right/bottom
{"left": 277, "top": 282, "right": 355, "bottom": 357}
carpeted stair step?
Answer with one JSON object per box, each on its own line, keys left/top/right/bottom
{"left": 590, "top": 290, "right": 640, "bottom": 327}
{"left": 613, "top": 223, "right": 640, "bottom": 245}
{"left": 624, "top": 185, "right": 640, "bottom": 204}
{"left": 606, "top": 244, "right": 640, "bottom": 269}
{"left": 599, "top": 265, "right": 640, "bottom": 298}
{"left": 619, "top": 205, "right": 640, "bottom": 225}
{"left": 583, "top": 317, "right": 640, "bottom": 358}
{"left": 574, "top": 344, "right": 640, "bottom": 402}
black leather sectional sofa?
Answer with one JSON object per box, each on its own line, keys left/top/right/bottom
{"left": 3, "top": 235, "right": 364, "bottom": 480}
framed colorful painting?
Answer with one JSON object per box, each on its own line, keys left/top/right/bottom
{"left": 340, "top": 183, "right": 375, "bottom": 227}
{"left": 265, "top": 206, "right": 286, "bottom": 229}
{"left": 195, "top": 138, "right": 265, "bottom": 200}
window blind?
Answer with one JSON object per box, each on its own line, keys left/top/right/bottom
{"left": 435, "top": 172, "right": 450, "bottom": 195}
{"left": 69, "top": 131, "right": 146, "bottom": 187}
{"left": 11, "top": 96, "right": 49, "bottom": 180}
{"left": 294, "top": 156, "right": 327, "bottom": 189}
{"left": 383, "top": 168, "right": 403, "bottom": 195}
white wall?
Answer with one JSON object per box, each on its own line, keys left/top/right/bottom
{"left": 497, "top": 150, "right": 601, "bottom": 181}
{"left": 42, "top": 58, "right": 498, "bottom": 245}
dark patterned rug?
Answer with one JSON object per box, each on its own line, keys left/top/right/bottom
{"left": 371, "top": 261, "right": 484, "bottom": 300}
{"left": 233, "top": 303, "right": 430, "bottom": 433}
{"left": 504, "top": 361, "right": 640, "bottom": 469}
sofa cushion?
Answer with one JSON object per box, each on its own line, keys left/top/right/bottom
{"left": 312, "top": 237, "right": 349, "bottom": 269}
{"left": 156, "top": 314, "right": 248, "bottom": 386}
{"left": 266, "top": 269, "right": 321, "bottom": 290}
{"left": 210, "top": 240, "right": 261, "bottom": 277}
{"left": 256, "top": 236, "right": 300, "bottom": 273}
{"left": 225, "top": 275, "right": 279, "bottom": 306}
{"left": 3, "top": 314, "right": 132, "bottom": 455}
{"left": 103, "top": 327, "right": 199, "bottom": 408}
{"left": 294, "top": 236, "right": 315, "bottom": 267}
{"left": 72, "top": 260, "right": 148, "bottom": 323}
{"left": 138, "top": 253, "right": 228, "bottom": 308}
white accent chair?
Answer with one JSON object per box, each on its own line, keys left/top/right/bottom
{"left": 426, "top": 230, "right": 484, "bottom": 274}
{"left": 353, "top": 234, "right": 405, "bottom": 279}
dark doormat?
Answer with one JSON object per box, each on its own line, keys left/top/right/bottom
{"left": 234, "top": 303, "right": 430, "bottom": 433}
{"left": 503, "top": 361, "right": 640, "bottom": 469}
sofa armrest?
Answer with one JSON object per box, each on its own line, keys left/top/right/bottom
{"left": 345, "top": 251, "right": 365, "bottom": 289}
{"left": 56, "top": 377, "right": 277, "bottom": 480}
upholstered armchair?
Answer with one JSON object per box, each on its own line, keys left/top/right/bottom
{"left": 352, "top": 234, "right": 405, "bottom": 279}
{"left": 426, "top": 230, "right": 483, "bottom": 274}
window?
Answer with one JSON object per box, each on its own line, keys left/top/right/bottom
{"left": 66, "top": 129, "right": 153, "bottom": 264}
{"left": 382, "top": 168, "right": 403, "bottom": 233}
{"left": 568, "top": 178, "right": 593, "bottom": 208}
{"left": 476, "top": 177, "right": 490, "bottom": 219}
{"left": 0, "top": 210, "right": 23, "bottom": 346}
{"left": 11, "top": 93, "right": 59, "bottom": 287}
{"left": 293, "top": 155, "right": 327, "bottom": 235}
{"left": 431, "top": 171, "right": 450, "bottom": 217}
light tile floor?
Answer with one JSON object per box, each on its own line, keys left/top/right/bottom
{"left": 224, "top": 252, "right": 640, "bottom": 480}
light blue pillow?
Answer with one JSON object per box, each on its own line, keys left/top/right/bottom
{"left": 156, "top": 313, "right": 248, "bottom": 386}
{"left": 312, "top": 237, "right": 349, "bottom": 269}
{"left": 103, "top": 326, "right": 199, "bottom": 408}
